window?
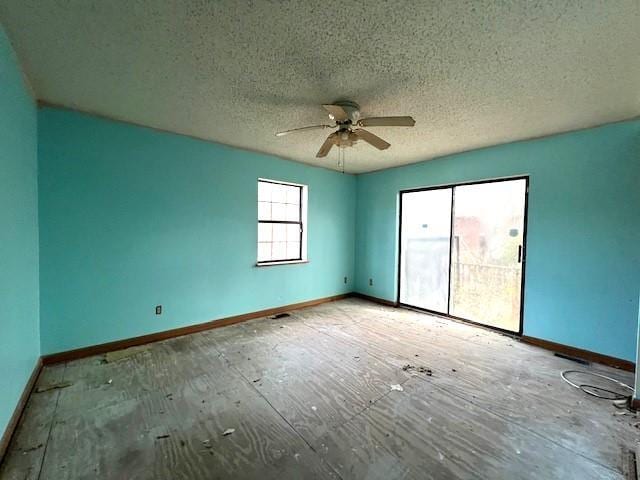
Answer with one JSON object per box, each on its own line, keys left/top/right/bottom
{"left": 257, "top": 179, "right": 307, "bottom": 265}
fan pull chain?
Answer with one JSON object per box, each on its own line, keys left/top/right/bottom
{"left": 337, "top": 147, "right": 345, "bottom": 173}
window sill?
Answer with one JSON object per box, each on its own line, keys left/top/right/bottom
{"left": 255, "top": 260, "right": 309, "bottom": 267}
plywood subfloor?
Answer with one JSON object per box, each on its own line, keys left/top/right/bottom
{"left": 1, "top": 298, "right": 637, "bottom": 479}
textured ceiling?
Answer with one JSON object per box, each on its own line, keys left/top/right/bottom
{"left": 1, "top": 1, "right": 639, "bottom": 173}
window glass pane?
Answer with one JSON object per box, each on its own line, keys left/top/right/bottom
{"left": 271, "top": 203, "right": 286, "bottom": 221}
{"left": 272, "top": 242, "right": 287, "bottom": 259}
{"left": 399, "top": 188, "right": 452, "bottom": 313}
{"left": 258, "top": 181, "right": 272, "bottom": 202}
{"left": 257, "top": 242, "right": 272, "bottom": 262}
{"left": 272, "top": 223, "right": 287, "bottom": 242}
{"left": 258, "top": 201, "right": 271, "bottom": 220}
{"left": 450, "top": 179, "right": 526, "bottom": 332}
{"left": 286, "top": 186, "right": 300, "bottom": 205}
{"left": 286, "top": 224, "right": 300, "bottom": 241}
{"left": 285, "top": 203, "right": 300, "bottom": 221}
{"left": 258, "top": 223, "right": 272, "bottom": 243}
{"left": 286, "top": 242, "right": 300, "bottom": 259}
{"left": 271, "top": 184, "right": 286, "bottom": 203}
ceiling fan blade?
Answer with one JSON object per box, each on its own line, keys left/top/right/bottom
{"left": 275, "top": 124, "right": 334, "bottom": 137}
{"left": 322, "top": 104, "right": 349, "bottom": 122}
{"left": 316, "top": 132, "right": 338, "bottom": 158}
{"left": 353, "top": 129, "right": 391, "bottom": 150}
{"left": 358, "top": 116, "right": 415, "bottom": 127}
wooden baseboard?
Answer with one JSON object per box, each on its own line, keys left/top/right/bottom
{"left": 520, "top": 335, "right": 635, "bottom": 372}
{"left": 351, "top": 292, "right": 398, "bottom": 307}
{"left": 0, "top": 358, "right": 42, "bottom": 464}
{"left": 37, "top": 293, "right": 634, "bottom": 369}
{"left": 42, "top": 293, "right": 351, "bottom": 365}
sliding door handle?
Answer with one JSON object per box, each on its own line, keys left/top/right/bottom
{"left": 517, "top": 245, "right": 523, "bottom": 263}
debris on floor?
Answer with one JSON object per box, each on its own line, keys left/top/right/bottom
{"left": 614, "top": 409, "right": 638, "bottom": 418}
{"left": 22, "top": 443, "right": 43, "bottom": 454}
{"left": 402, "top": 364, "right": 433, "bottom": 376}
{"left": 614, "top": 398, "right": 631, "bottom": 409}
{"left": 561, "top": 369, "right": 633, "bottom": 402}
{"left": 390, "top": 384, "right": 404, "bottom": 392}
{"left": 103, "top": 345, "right": 151, "bottom": 363}
{"left": 222, "top": 428, "right": 235, "bottom": 436}
{"left": 35, "top": 381, "right": 73, "bottom": 393}
{"left": 156, "top": 434, "right": 170, "bottom": 440}
{"left": 270, "top": 313, "right": 290, "bottom": 319}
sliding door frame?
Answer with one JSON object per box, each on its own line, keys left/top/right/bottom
{"left": 397, "top": 175, "right": 530, "bottom": 336}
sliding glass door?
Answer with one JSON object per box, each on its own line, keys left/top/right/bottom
{"left": 399, "top": 188, "right": 452, "bottom": 313}
{"left": 398, "top": 177, "right": 528, "bottom": 333}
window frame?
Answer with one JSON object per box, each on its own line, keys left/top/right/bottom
{"left": 256, "top": 178, "right": 308, "bottom": 266}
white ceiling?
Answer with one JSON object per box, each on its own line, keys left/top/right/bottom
{"left": 1, "top": 1, "right": 639, "bottom": 174}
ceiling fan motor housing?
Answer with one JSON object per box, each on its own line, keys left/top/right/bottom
{"left": 332, "top": 101, "right": 360, "bottom": 148}
{"left": 330, "top": 100, "right": 361, "bottom": 124}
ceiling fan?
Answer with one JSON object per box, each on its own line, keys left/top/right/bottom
{"left": 275, "top": 101, "right": 415, "bottom": 158}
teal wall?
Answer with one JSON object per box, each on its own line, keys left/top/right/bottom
{"left": 0, "top": 28, "right": 40, "bottom": 437}
{"left": 355, "top": 121, "right": 640, "bottom": 361}
{"left": 38, "top": 108, "right": 356, "bottom": 355}
{"left": 34, "top": 108, "right": 640, "bottom": 361}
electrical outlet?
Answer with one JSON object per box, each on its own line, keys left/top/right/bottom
{"left": 155, "top": 305, "right": 162, "bottom": 315}
{"left": 343, "top": 276, "right": 348, "bottom": 284}
{"left": 369, "top": 278, "right": 373, "bottom": 286}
